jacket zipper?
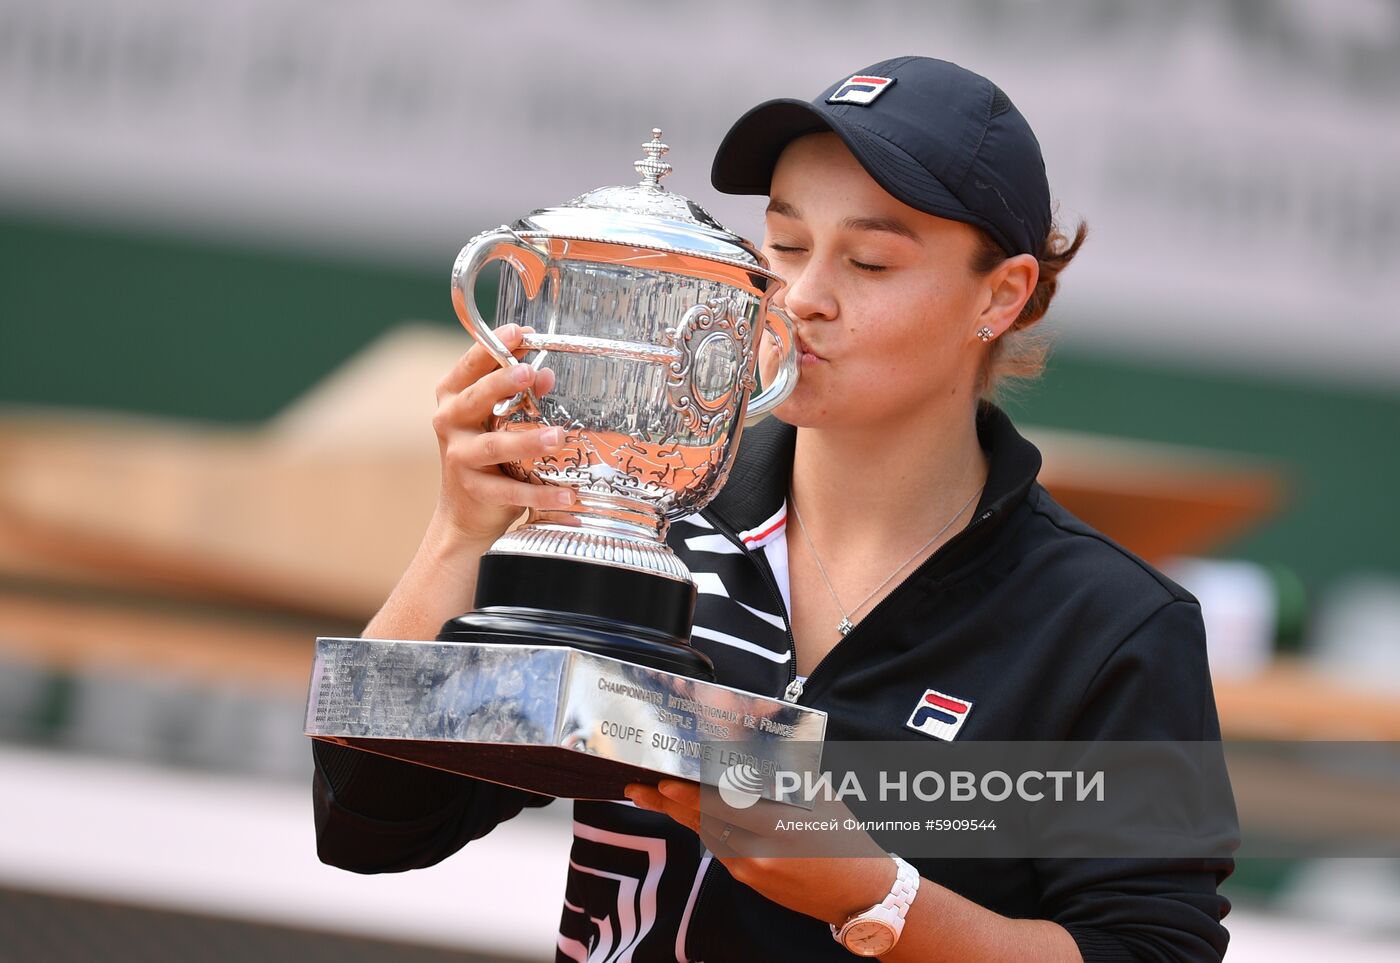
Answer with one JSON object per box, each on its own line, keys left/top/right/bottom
{"left": 684, "top": 510, "right": 798, "bottom": 960}
{"left": 682, "top": 505, "right": 996, "bottom": 959}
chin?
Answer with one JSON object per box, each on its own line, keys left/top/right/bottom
{"left": 767, "top": 395, "right": 843, "bottom": 429}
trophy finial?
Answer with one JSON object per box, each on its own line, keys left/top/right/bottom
{"left": 635, "top": 128, "right": 672, "bottom": 189}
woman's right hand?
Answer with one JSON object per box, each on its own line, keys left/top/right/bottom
{"left": 429, "top": 323, "right": 575, "bottom": 548}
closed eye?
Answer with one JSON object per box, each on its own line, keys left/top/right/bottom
{"left": 850, "top": 259, "right": 888, "bottom": 273}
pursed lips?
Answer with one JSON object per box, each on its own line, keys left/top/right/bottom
{"left": 796, "top": 332, "right": 826, "bottom": 362}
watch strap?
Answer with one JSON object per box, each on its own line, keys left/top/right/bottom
{"left": 830, "top": 855, "right": 920, "bottom": 949}
{"left": 884, "top": 856, "right": 919, "bottom": 918}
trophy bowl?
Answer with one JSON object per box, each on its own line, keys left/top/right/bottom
{"left": 451, "top": 129, "right": 798, "bottom": 586}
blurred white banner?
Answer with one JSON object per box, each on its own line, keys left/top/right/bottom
{"left": 1, "top": 746, "right": 1398, "bottom": 961}
{"left": 1, "top": 0, "right": 1397, "bottom": 386}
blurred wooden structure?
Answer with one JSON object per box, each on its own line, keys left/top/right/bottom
{"left": 1212, "top": 659, "right": 1400, "bottom": 740}
{"left": 2, "top": 323, "right": 1396, "bottom": 737}
{"left": 1030, "top": 427, "right": 1283, "bottom": 564}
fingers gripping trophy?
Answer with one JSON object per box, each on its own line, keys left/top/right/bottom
{"left": 304, "top": 131, "right": 827, "bottom": 802}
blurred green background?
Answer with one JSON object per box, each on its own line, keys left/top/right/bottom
{"left": 6, "top": 210, "right": 1395, "bottom": 601}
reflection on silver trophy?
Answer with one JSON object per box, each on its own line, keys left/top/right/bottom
{"left": 306, "top": 130, "right": 826, "bottom": 802}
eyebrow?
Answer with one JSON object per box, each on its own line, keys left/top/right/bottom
{"left": 841, "top": 215, "right": 922, "bottom": 244}
{"left": 765, "top": 199, "right": 923, "bottom": 245}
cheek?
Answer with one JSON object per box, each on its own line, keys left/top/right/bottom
{"left": 859, "top": 308, "right": 978, "bottom": 397}
{"left": 879, "top": 277, "right": 979, "bottom": 348}
{"left": 855, "top": 299, "right": 952, "bottom": 366}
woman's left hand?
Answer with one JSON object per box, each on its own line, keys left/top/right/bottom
{"left": 624, "top": 779, "right": 894, "bottom": 926}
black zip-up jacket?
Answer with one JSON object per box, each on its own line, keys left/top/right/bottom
{"left": 314, "top": 402, "right": 1234, "bottom": 962}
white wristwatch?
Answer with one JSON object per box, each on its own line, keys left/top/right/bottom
{"left": 830, "top": 855, "right": 920, "bottom": 957}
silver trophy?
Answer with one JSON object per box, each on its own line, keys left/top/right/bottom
{"left": 454, "top": 128, "right": 797, "bottom": 586}
{"left": 306, "top": 130, "right": 825, "bottom": 802}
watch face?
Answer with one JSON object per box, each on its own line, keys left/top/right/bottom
{"left": 842, "top": 919, "right": 897, "bottom": 957}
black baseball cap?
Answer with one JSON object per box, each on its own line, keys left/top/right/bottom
{"left": 711, "top": 56, "right": 1051, "bottom": 257}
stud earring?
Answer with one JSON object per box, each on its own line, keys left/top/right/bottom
{"left": 977, "top": 326, "right": 995, "bottom": 342}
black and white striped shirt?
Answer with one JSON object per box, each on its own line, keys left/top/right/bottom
{"left": 559, "top": 502, "right": 796, "bottom": 962}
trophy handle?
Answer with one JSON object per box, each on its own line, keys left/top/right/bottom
{"left": 744, "top": 306, "right": 799, "bottom": 425}
{"left": 451, "top": 227, "right": 550, "bottom": 414}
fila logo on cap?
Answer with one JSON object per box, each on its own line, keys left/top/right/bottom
{"left": 906, "top": 688, "right": 974, "bottom": 741}
{"left": 827, "top": 75, "right": 895, "bottom": 106}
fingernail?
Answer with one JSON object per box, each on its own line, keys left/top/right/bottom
{"left": 541, "top": 427, "right": 563, "bottom": 446}
{"left": 498, "top": 323, "right": 520, "bottom": 340}
{"left": 512, "top": 365, "right": 532, "bottom": 384}
{"left": 656, "top": 781, "right": 678, "bottom": 799}
{"left": 555, "top": 489, "right": 574, "bottom": 507}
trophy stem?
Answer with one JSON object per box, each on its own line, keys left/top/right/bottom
{"left": 490, "top": 489, "right": 692, "bottom": 583}
{"left": 532, "top": 487, "right": 669, "bottom": 542}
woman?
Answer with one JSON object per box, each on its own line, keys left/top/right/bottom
{"left": 314, "top": 57, "right": 1233, "bottom": 962}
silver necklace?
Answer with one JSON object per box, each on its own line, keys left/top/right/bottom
{"left": 789, "top": 485, "right": 983, "bottom": 638}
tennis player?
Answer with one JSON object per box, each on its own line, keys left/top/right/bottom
{"left": 315, "top": 56, "right": 1233, "bottom": 962}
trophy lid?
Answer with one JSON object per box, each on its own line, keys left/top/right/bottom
{"left": 512, "top": 128, "right": 778, "bottom": 279}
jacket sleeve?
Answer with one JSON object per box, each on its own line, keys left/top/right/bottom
{"left": 1035, "top": 598, "right": 1236, "bottom": 963}
{"left": 312, "top": 740, "right": 553, "bottom": 874}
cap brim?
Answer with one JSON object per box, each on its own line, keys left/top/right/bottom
{"left": 712, "top": 98, "right": 1016, "bottom": 254}
{"left": 711, "top": 99, "right": 834, "bottom": 195}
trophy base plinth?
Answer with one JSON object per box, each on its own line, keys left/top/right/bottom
{"left": 316, "top": 736, "right": 666, "bottom": 800}
{"left": 305, "top": 638, "right": 826, "bottom": 804}
{"left": 443, "top": 551, "right": 713, "bottom": 680}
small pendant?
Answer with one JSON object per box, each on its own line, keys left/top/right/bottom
{"left": 837, "top": 617, "right": 855, "bottom": 637}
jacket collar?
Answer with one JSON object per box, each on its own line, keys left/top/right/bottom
{"left": 704, "top": 401, "right": 1042, "bottom": 578}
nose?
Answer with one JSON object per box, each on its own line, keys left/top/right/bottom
{"left": 775, "top": 257, "right": 838, "bottom": 323}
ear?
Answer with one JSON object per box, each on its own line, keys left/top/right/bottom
{"left": 975, "top": 254, "right": 1039, "bottom": 340}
